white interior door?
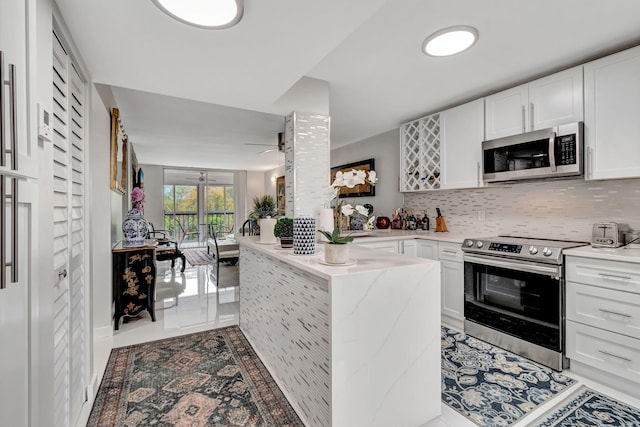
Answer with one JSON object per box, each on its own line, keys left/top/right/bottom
{"left": 52, "top": 29, "right": 87, "bottom": 427}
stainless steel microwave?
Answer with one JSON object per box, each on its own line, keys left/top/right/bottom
{"left": 482, "top": 122, "right": 584, "bottom": 183}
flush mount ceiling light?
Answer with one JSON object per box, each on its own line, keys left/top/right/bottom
{"left": 152, "top": 0, "right": 244, "bottom": 29}
{"left": 422, "top": 25, "right": 478, "bottom": 57}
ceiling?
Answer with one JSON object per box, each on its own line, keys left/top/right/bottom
{"left": 55, "top": 0, "right": 640, "bottom": 171}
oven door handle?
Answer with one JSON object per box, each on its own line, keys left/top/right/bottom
{"left": 464, "top": 255, "right": 561, "bottom": 277}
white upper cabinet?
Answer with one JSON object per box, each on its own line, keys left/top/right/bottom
{"left": 584, "top": 45, "right": 640, "bottom": 180}
{"left": 485, "top": 66, "right": 584, "bottom": 140}
{"left": 440, "top": 99, "right": 484, "bottom": 189}
{"left": 484, "top": 84, "right": 529, "bottom": 139}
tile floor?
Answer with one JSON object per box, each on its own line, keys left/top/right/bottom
{"left": 93, "top": 258, "right": 640, "bottom": 427}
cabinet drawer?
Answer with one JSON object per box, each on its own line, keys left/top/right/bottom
{"left": 567, "top": 281, "right": 640, "bottom": 340}
{"left": 566, "top": 321, "right": 640, "bottom": 385}
{"left": 566, "top": 256, "right": 640, "bottom": 294}
{"left": 438, "top": 242, "right": 463, "bottom": 262}
{"left": 354, "top": 240, "right": 399, "bottom": 253}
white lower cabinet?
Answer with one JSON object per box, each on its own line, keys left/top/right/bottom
{"left": 415, "top": 240, "right": 464, "bottom": 329}
{"left": 416, "top": 240, "right": 438, "bottom": 260}
{"left": 566, "top": 255, "right": 640, "bottom": 392}
{"left": 400, "top": 239, "right": 417, "bottom": 257}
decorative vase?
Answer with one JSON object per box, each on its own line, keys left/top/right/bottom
{"left": 293, "top": 217, "right": 316, "bottom": 255}
{"left": 122, "top": 208, "right": 149, "bottom": 247}
{"left": 280, "top": 237, "right": 293, "bottom": 248}
{"left": 259, "top": 217, "right": 277, "bottom": 244}
{"left": 376, "top": 216, "right": 391, "bottom": 229}
{"left": 324, "top": 243, "right": 350, "bottom": 264}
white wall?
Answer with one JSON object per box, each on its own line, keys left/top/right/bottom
{"left": 89, "top": 84, "right": 113, "bottom": 334}
{"left": 264, "top": 164, "right": 285, "bottom": 201}
{"left": 139, "top": 164, "right": 164, "bottom": 231}
{"left": 246, "top": 170, "right": 265, "bottom": 215}
{"left": 331, "top": 129, "right": 403, "bottom": 220}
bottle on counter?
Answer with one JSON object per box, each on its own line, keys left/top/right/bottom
{"left": 406, "top": 210, "right": 417, "bottom": 230}
{"left": 422, "top": 209, "right": 430, "bottom": 231}
{"left": 391, "top": 211, "right": 403, "bottom": 229}
{"left": 416, "top": 214, "right": 423, "bottom": 230}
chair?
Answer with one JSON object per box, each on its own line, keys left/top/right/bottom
{"left": 209, "top": 228, "right": 239, "bottom": 287}
{"left": 241, "top": 218, "right": 259, "bottom": 236}
{"left": 175, "top": 219, "right": 200, "bottom": 248}
{"left": 148, "top": 222, "right": 186, "bottom": 272}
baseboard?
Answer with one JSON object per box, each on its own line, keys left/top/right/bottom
{"left": 569, "top": 359, "right": 640, "bottom": 397}
{"left": 74, "top": 374, "right": 99, "bottom": 427}
{"left": 94, "top": 325, "right": 113, "bottom": 340}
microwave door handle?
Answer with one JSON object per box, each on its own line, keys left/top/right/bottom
{"left": 548, "top": 131, "right": 557, "bottom": 172}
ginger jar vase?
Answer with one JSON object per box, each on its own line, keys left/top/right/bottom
{"left": 122, "top": 208, "right": 149, "bottom": 247}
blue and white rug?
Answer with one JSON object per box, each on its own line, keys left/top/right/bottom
{"left": 441, "top": 327, "right": 576, "bottom": 426}
{"left": 533, "top": 386, "right": 640, "bottom": 426}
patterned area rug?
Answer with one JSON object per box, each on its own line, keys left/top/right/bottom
{"left": 183, "top": 248, "right": 215, "bottom": 266}
{"left": 441, "top": 327, "right": 576, "bottom": 427}
{"left": 87, "top": 326, "right": 303, "bottom": 426}
{"left": 533, "top": 386, "right": 640, "bottom": 426}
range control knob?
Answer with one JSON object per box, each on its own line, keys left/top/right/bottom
{"left": 607, "top": 239, "right": 614, "bottom": 245}
{"left": 476, "top": 241, "right": 484, "bottom": 248}
{"left": 542, "top": 247, "right": 553, "bottom": 257}
{"left": 528, "top": 246, "right": 538, "bottom": 255}
{"left": 466, "top": 240, "right": 474, "bottom": 247}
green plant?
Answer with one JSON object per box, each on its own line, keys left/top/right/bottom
{"left": 317, "top": 226, "right": 354, "bottom": 244}
{"left": 273, "top": 217, "right": 293, "bottom": 238}
{"left": 249, "top": 195, "right": 277, "bottom": 220}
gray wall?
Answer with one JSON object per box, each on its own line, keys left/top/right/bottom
{"left": 139, "top": 164, "right": 164, "bottom": 231}
{"left": 331, "top": 129, "right": 404, "bottom": 220}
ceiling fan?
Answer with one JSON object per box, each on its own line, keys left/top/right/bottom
{"left": 244, "top": 132, "right": 284, "bottom": 154}
{"left": 185, "top": 172, "right": 214, "bottom": 183}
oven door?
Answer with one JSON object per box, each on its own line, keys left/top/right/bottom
{"left": 464, "top": 254, "right": 564, "bottom": 351}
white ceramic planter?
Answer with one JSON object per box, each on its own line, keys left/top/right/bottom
{"left": 324, "top": 243, "right": 350, "bottom": 264}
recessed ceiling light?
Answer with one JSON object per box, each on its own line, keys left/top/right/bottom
{"left": 422, "top": 26, "right": 478, "bottom": 57}
{"left": 152, "top": 0, "right": 244, "bottom": 29}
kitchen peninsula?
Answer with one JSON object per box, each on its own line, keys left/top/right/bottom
{"left": 238, "top": 238, "right": 442, "bottom": 427}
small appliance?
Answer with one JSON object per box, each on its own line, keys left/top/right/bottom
{"left": 591, "top": 222, "right": 629, "bottom": 247}
{"left": 482, "top": 122, "right": 583, "bottom": 183}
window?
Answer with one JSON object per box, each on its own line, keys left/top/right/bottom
{"left": 163, "top": 184, "right": 198, "bottom": 238}
{"left": 205, "top": 185, "right": 234, "bottom": 235}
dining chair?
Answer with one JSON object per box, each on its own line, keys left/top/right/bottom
{"left": 210, "top": 229, "right": 239, "bottom": 287}
{"left": 175, "top": 219, "right": 200, "bottom": 248}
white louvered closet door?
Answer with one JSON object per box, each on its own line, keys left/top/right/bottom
{"left": 52, "top": 30, "right": 87, "bottom": 427}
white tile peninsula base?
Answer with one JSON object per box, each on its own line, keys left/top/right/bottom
{"left": 239, "top": 240, "right": 442, "bottom": 427}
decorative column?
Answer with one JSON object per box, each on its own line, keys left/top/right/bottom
{"left": 284, "top": 112, "right": 330, "bottom": 220}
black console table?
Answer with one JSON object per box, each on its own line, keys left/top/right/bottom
{"left": 112, "top": 242, "right": 157, "bottom": 330}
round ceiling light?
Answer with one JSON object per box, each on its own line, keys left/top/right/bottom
{"left": 422, "top": 26, "right": 478, "bottom": 57}
{"left": 152, "top": 0, "right": 244, "bottom": 29}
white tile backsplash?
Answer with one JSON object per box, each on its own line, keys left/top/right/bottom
{"left": 404, "top": 178, "right": 640, "bottom": 241}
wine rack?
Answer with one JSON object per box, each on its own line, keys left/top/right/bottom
{"left": 400, "top": 113, "right": 441, "bottom": 191}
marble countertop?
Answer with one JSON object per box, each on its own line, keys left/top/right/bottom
{"left": 564, "top": 245, "right": 640, "bottom": 264}
{"left": 239, "top": 237, "right": 438, "bottom": 281}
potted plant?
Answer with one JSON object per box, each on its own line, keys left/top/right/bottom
{"left": 249, "top": 195, "right": 277, "bottom": 234}
{"left": 317, "top": 227, "right": 354, "bottom": 264}
{"left": 274, "top": 217, "right": 294, "bottom": 248}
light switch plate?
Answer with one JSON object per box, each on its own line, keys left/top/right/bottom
{"left": 38, "top": 104, "right": 52, "bottom": 142}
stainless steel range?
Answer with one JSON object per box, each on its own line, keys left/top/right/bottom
{"left": 462, "top": 235, "right": 589, "bottom": 371}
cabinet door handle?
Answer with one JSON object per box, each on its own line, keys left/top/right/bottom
{"left": 0, "top": 51, "right": 5, "bottom": 167}
{"left": 598, "top": 308, "right": 631, "bottom": 318}
{"left": 8, "top": 177, "right": 17, "bottom": 282}
{"left": 442, "top": 249, "right": 458, "bottom": 255}
{"left": 587, "top": 147, "right": 593, "bottom": 179}
{"left": 521, "top": 105, "right": 526, "bottom": 133}
{"left": 598, "top": 349, "right": 632, "bottom": 362}
{"left": 0, "top": 175, "right": 4, "bottom": 289}
{"left": 476, "top": 161, "right": 480, "bottom": 186}
{"left": 530, "top": 102, "right": 534, "bottom": 131}
{"left": 58, "top": 269, "right": 67, "bottom": 279}
{"left": 598, "top": 272, "right": 632, "bottom": 281}
{"left": 8, "top": 63, "right": 17, "bottom": 170}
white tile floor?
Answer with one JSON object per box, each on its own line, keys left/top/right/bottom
{"left": 93, "top": 258, "right": 640, "bottom": 427}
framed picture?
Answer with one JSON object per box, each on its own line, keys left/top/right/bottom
{"left": 331, "top": 158, "right": 375, "bottom": 198}
{"left": 276, "top": 176, "right": 285, "bottom": 215}
{"left": 110, "top": 108, "right": 128, "bottom": 194}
